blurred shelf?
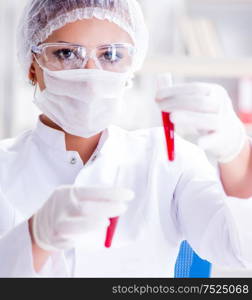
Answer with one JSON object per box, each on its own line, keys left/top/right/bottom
{"left": 141, "top": 56, "right": 252, "bottom": 78}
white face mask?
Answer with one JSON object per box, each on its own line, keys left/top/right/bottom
{"left": 33, "top": 68, "right": 130, "bottom": 138}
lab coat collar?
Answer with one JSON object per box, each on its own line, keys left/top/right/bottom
{"left": 34, "top": 116, "right": 67, "bottom": 152}
{"left": 33, "top": 116, "right": 117, "bottom": 156}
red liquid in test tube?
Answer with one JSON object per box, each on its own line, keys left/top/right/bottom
{"left": 105, "top": 170, "right": 121, "bottom": 248}
{"left": 157, "top": 74, "right": 175, "bottom": 161}
{"left": 105, "top": 217, "right": 119, "bottom": 248}
{"left": 162, "top": 112, "right": 175, "bottom": 161}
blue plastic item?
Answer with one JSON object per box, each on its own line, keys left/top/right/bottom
{"left": 175, "top": 241, "right": 211, "bottom": 278}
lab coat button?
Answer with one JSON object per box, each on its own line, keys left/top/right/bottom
{"left": 70, "top": 157, "right": 77, "bottom": 165}
{"left": 91, "top": 155, "right": 97, "bottom": 162}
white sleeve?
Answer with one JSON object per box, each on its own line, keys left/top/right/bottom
{"left": 224, "top": 197, "right": 252, "bottom": 268}
{"left": 0, "top": 190, "right": 71, "bottom": 277}
{"left": 0, "top": 221, "right": 39, "bottom": 277}
{"left": 0, "top": 221, "right": 71, "bottom": 277}
{"left": 174, "top": 141, "right": 252, "bottom": 269}
{"left": 0, "top": 191, "right": 20, "bottom": 237}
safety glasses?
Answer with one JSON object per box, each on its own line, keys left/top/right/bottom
{"left": 31, "top": 42, "right": 136, "bottom": 73}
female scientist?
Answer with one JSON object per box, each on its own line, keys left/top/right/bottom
{"left": 0, "top": 0, "right": 252, "bottom": 277}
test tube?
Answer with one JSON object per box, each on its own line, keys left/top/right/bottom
{"left": 157, "top": 73, "right": 175, "bottom": 161}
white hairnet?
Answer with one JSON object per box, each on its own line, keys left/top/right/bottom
{"left": 17, "top": 0, "right": 149, "bottom": 76}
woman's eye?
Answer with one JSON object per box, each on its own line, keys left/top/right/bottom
{"left": 53, "top": 49, "right": 76, "bottom": 60}
{"left": 101, "top": 50, "right": 123, "bottom": 63}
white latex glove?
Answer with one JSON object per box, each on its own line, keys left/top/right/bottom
{"left": 156, "top": 80, "right": 247, "bottom": 163}
{"left": 32, "top": 186, "right": 134, "bottom": 251}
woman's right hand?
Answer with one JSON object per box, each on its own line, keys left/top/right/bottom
{"left": 31, "top": 185, "right": 134, "bottom": 252}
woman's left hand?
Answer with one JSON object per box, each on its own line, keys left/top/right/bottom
{"left": 156, "top": 82, "right": 247, "bottom": 163}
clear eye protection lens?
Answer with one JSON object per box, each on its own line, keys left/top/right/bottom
{"left": 32, "top": 43, "right": 135, "bottom": 72}
{"left": 95, "top": 44, "right": 135, "bottom": 73}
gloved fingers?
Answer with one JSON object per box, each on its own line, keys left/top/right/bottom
{"left": 75, "top": 200, "right": 128, "bottom": 218}
{"left": 156, "top": 83, "right": 213, "bottom": 100}
{"left": 157, "top": 95, "right": 219, "bottom": 113}
{"left": 58, "top": 224, "right": 110, "bottom": 250}
{"left": 72, "top": 187, "right": 135, "bottom": 203}
{"left": 198, "top": 132, "right": 221, "bottom": 151}
{"left": 170, "top": 111, "right": 219, "bottom": 132}
{"left": 56, "top": 216, "right": 110, "bottom": 235}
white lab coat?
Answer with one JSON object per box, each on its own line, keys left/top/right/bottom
{"left": 0, "top": 118, "right": 251, "bottom": 277}
{"left": 0, "top": 191, "right": 18, "bottom": 237}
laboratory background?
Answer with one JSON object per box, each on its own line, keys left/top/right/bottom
{"left": 1, "top": 0, "right": 252, "bottom": 278}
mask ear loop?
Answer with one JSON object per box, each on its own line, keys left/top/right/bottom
{"left": 33, "top": 81, "right": 38, "bottom": 99}
{"left": 30, "top": 56, "right": 39, "bottom": 99}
